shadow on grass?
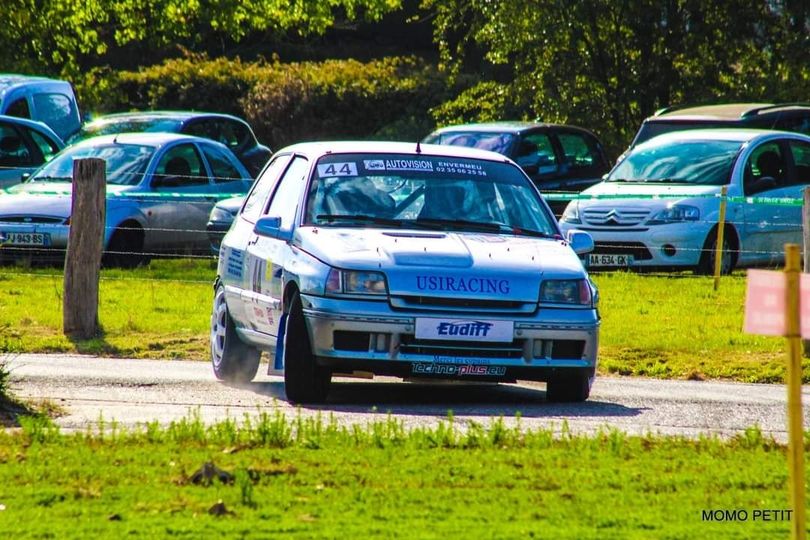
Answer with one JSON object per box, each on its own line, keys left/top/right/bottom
{"left": 65, "top": 324, "right": 124, "bottom": 356}
{"left": 234, "top": 379, "right": 644, "bottom": 419}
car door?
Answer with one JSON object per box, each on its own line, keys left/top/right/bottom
{"left": 242, "top": 155, "right": 311, "bottom": 337}
{"left": 0, "top": 122, "right": 36, "bottom": 188}
{"left": 146, "top": 142, "right": 216, "bottom": 251}
{"left": 552, "top": 129, "right": 609, "bottom": 191}
{"left": 199, "top": 141, "right": 253, "bottom": 197}
{"left": 741, "top": 139, "right": 795, "bottom": 264}
{"left": 220, "top": 153, "right": 292, "bottom": 329}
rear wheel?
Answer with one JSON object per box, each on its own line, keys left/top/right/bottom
{"left": 546, "top": 372, "right": 591, "bottom": 403}
{"left": 211, "top": 284, "right": 261, "bottom": 382}
{"left": 283, "top": 292, "right": 331, "bottom": 404}
{"left": 696, "top": 228, "right": 733, "bottom": 275}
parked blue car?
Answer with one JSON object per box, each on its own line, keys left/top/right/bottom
{"left": 0, "top": 133, "right": 253, "bottom": 266}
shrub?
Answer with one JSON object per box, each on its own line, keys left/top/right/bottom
{"left": 78, "top": 55, "right": 454, "bottom": 148}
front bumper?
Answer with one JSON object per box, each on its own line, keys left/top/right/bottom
{"left": 0, "top": 223, "right": 69, "bottom": 262}
{"left": 565, "top": 222, "right": 712, "bottom": 268}
{"left": 300, "top": 293, "right": 599, "bottom": 382}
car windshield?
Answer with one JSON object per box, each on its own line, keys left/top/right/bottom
{"left": 423, "top": 131, "right": 516, "bottom": 155}
{"left": 304, "top": 153, "right": 557, "bottom": 237}
{"left": 29, "top": 143, "right": 153, "bottom": 186}
{"left": 631, "top": 121, "right": 734, "bottom": 147}
{"left": 609, "top": 139, "right": 742, "bottom": 185}
{"left": 68, "top": 118, "right": 184, "bottom": 144}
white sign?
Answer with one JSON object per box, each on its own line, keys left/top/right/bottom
{"left": 743, "top": 269, "right": 810, "bottom": 337}
{"left": 415, "top": 318, "right": 514, "bottom": 342}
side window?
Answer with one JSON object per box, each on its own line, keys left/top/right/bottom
{"left": 0, "top": 124, "right": 32, "bottom": 167}
{"left": 213, "top": 120, "right": 241, "bottom": 150}
{"left": 32, "top": 93, "right": 73, "bottom": 137}
{"left": 266, "top": 156, "right": 310, "bottom": 230}
{"left": 28, "top": 129, "right": 60, "bottom": 162}
{"left": 515, "top": 133, "right": 557, "bottom": 173}
{"left": 789, "top": 140, "right": 810, "bottom": 185}
{"left": 745, "top": 142, "right": 787, "bottom": 195}
{"left": 241, "top": 155, "right": 289, "bottom": 223}
{"left": 5, "top": 97, "right": 30, "bottom": 119}
{"left": 201, "top": 144, "right": 242, "bottom": 183}
{"left": 558, "top": 132, "right": 599, "bottom": 169}
{"left": 153, "top": 143, "right": 208, "bottom": 187}
{"left": 773, "top": 116, "right": 810, "bottom": 137}
{"left": 230, "top": 121, "right": 251, "bottom": 149}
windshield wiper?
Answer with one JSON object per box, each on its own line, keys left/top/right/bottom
{"left": 414, "top": 217, "right": 511, "bottom": 233}
{"left": 316, "top": 214, "right": 405, "bottom": 227}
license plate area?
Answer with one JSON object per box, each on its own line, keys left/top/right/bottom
{"left": 588, "top": 253, "right": 633, "bottom": 267}
{"left": 2, "top": 232, "right": 51, "bottom": 246}
{"left": 415, "top": 318, "right": 514, "bottom": 342}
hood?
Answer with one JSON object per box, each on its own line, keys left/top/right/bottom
{"left": 296, "top": 227, "right": 586, "bottom": 302}
{"left": 582, "top": 181, "right": 721, "bottom": 199}
{"left": 0, "top": 182, "right": 132, "bottom": 219}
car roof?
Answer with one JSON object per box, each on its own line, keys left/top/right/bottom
{"left": 71, "top": 132, "right": 215, "bottom": 148}
{"left": 637, "top": 128, "right": 810, "bottom": 147}
{"left": 86, "top": 110, "right": 245, "bottom": 125}
{"left": 0, "top": 114, "right": 65, "bottom": 144}
{"left": 0, "top": 73, "right": 67, "bottom": 93}
{"left": 652, "top": 103, "right": 810, "bottom": 120}
{"left": 426, "top": 121, "right": 592, "bottom": 135}
{"left": 275, "top": 140, "right": 513, "bottom": 163}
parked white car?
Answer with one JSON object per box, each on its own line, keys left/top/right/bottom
{"left": 560, "top": 129, "right": 810, "bottom": 273}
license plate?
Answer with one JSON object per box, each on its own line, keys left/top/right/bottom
{"left": 589, "top": 253, "right": 633, "bottom": 267}
{"left": 415, "top": 318, "right": 514, "bottom": 342}
{"left": 3, "top": 232, "right": 50, "bottom": 246}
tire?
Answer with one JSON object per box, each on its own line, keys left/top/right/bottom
{"left": 210, "top": 284, "right": 261, "bottom": 383}
{"left": 103, "top": 225, "right": 148, "bottom": 268}
{"left": 283, "top": 292, "right": 331, "bottom": 404}
{"left": 546, "top": 372, "right": 592, "bottom": 403}
{"left": 696, "top": 228, "right": 734, "bottom": 275}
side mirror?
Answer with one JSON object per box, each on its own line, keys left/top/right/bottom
{"left": 21, "top": 172, "right": 31, "bottom": 182}
{"left": 566, "top": 229, "right": 594, "bottom": 255}
{"left": 254, "top": 216, "right": 292, "bottom": 242}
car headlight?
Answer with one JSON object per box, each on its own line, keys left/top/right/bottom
{"left": 325, "top": 268, "right": 388, "bottom": 296}
{"left": 560, "top": 203, "right": 581, "bottom": 224}
{"left": 210, "top": 206, "right": 235, "bottom": 222}
{"left": 539, "top": 279, "right": 592, "bottom": 305}
{"left": 647, "top": 204, "right": 699, "bottom": 225}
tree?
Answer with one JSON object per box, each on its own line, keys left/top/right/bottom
{"left": 0, "top": 0, "right": 403, "bottom": 77}
{"left": 423, "top": 0, "right": 810, "bottom": 156}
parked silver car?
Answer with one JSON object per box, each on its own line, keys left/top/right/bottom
{"left": 0, "top": 133, "right": 253, "bottom": 266}
{"left": 211, "top": 141, "right": 599, "bottom": 403}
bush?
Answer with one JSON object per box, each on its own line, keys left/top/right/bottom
{"left": 78, "top": 55, "right": 454, "bottom": 148}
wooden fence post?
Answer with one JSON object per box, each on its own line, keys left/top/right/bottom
{"left": 802, "top": 187, "right": 810, "bottom": 357}
{"left": 63, "top": 158, "right": 106, "bottom": 339}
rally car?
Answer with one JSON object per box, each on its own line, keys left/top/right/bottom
{"left": 210, "top": 141, "right": 599, "bottom": 403}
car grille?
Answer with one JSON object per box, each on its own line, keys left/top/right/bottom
{"left": 0, "top": 216, "right": 64, "bottom": 224}
{"left": 583, "top": 207, "right": 650, "bottom": 227}
{"left": 593, "top": 241, "right": 653, "bottom": 260}
{"left": 390, "top": 295, "right": 536, "bottom": 314}
{"left": 399, "top": 335, "right": 526, "bottom": 359}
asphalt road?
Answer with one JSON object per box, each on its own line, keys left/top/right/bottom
{"left": 5, "top": 353, "right": 809, "bottom": 441}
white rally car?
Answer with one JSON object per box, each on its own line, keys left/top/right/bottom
{"left": 211, "top": 141, "right": 599, "bottom": 403}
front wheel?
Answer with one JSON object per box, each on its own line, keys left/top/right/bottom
{"left": 211, "top": 284, "right": 261, "bottom": 382}
{"left": 546, "top": 372, "right": 592, "bottom": 403}
{"left": 696, "top": 228, "right": 734, "bottom": 275}
{"left": 283, "top": 292, "right": 331, "bottom": 404}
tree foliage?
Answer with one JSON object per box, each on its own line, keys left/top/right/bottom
{"left": 423, "top": 0, "right": 810, "bottom": 155}
{"left": 0, "top": 0, "right": 402, "bottom": 77}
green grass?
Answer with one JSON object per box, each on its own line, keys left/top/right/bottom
{"left": 0, "top": 260, "right": 802, "bottom": 382}
{"left": 0, "top": 412, "right": 801, "bottom": 539}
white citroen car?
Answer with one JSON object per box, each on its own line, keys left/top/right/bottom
{"left": 560, "top": 129, "right": 810, "bottom": 273}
